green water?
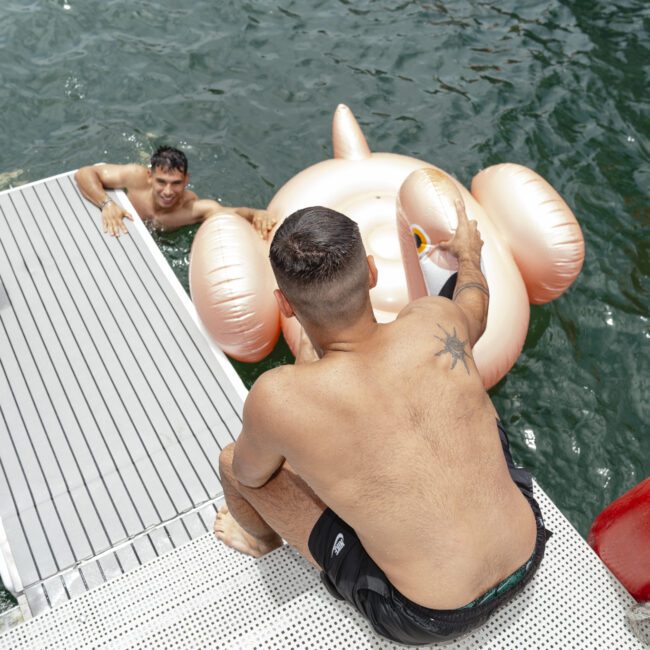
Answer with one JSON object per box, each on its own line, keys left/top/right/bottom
{"left": 0, "top": 0, "right": 648, "bottom": 610}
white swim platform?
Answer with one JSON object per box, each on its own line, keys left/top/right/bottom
{"left": 0, "top": 172, "right": 245, "bottom": 616}
{"left": 0, "top": 173, "right": 644, "bottom": 648}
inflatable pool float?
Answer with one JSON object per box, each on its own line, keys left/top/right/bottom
{"left": 190, "top": 104, "right": 584, "bottom": 388}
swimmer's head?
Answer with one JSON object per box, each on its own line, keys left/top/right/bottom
{"left": 149, "top": 146, "right": 188, "bottom": 209}
{"left": 150, "top": 146, "right": 188, "bottom": 175}
{"left": 270, "top": 206, "right": 374, "bottom": 327}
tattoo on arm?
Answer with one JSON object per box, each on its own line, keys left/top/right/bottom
{"left": 453, "top": 282, "right": 490, "bottom": 299}
{"left": 434, "top": 324, "right": 470, "bottom": 374}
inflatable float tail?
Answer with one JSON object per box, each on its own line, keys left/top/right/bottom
{"left": 332, "top": 103, "right": 371, "bottom": 160}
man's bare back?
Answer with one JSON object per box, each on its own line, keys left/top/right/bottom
{"left": 241, "top": 297, "right": 536, "bottom": 609}
{"left": 75, "top": 146, "right": 275, "bottom": 238}
{"left": 215, "top": 203, "right": 547, "bottom": 644}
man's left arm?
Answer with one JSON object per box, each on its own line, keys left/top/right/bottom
{"left": 231, "top": 374, "right": 286, "bottom": 488}
{"left": 191, "top": 199, "right": 276, "bottom": 239}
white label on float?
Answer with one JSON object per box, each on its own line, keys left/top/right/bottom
{"left": 420, "top": 253, "right": 487, "bottom": 297}
{"left": 420, "top": 256, "right": 455, "bottom": 296}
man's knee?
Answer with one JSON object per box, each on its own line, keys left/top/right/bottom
{"left": 218, "top": 443, "right": 236, "bottom": 479}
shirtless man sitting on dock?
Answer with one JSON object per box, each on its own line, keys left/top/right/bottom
{"left": 214, "top": 204, "right": 550, "bottom": 644}
{"left": 75, "top": 146, "right": 275, "bottom": 238}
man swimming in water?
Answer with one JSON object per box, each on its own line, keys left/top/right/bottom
{"left": 75, "top": 146, "right": 275, "bottom": 238}
{"left": 214, "top": 203, "right": 549, "bottom": 644}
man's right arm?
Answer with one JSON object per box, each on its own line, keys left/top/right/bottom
{"left": 232, "top": 372, "right": 287, "bottom": 488}
{"left": 438, "top": 200, "right": 489, "bottom": 347}
{"left": 75, "top": 164, "right": 146, "bottom": 237}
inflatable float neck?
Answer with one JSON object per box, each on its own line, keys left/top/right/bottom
{"left": 332, "top": 104, "right": 371, "bottom": 160}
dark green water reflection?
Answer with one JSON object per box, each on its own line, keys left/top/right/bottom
{"left": 0, "top": 0, "right": 648, "bottom": 610}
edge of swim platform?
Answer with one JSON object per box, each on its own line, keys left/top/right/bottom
{"left": 116, "top": 187, "right": 247, "bottom": 403}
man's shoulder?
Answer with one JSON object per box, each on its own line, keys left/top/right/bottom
{"left": 96, "top": 162, "right": 147, "bottom": 172}
{"left": 120, "top": 164, "right": 149, "bottom": 186}
{"left": 96, "top": 163, "right": 149, "bottom": 190}
{"left": 395, "top": 296, "right": 471, "bottom": 342}
{"left": 248, "top": 364, "right": 298, "bottom": 401}
{"left": 398, "top": 295, "right": 459, "bottom": 320}
{"left": 246, "top": 362, "right": 326, "bottom": 418}
{"left": 177, "top": 193, "right": 218, "bottom": 222}
{"left": 181, "top": 189, "right": 200, "bottom": 204}
{"left": 243, "top": 365, "right": 300, "bottom": 437}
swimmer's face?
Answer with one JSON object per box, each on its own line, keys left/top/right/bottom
{"left": 149, "top": 167, "right": 187, "bottom": 209}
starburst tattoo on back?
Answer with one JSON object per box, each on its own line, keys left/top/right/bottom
{"left": 434, "top": 324, "right": 470, "bottom": 374}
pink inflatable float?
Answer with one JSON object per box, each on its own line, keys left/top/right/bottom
{"left": 190, "top": 104, "right": 584, "bottom": 388}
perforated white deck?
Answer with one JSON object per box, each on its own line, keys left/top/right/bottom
{"left": 0, "top": 487, "right": 643, "bottom": 649}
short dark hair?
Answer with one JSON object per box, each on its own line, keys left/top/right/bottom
{"left": 150, "top": 146, "right": 188, "bottom": 175}
{"left": 270, "top": 206, "right": 370, "bottom": 326}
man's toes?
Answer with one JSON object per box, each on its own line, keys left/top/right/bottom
{"left": 218, "top": 504, "right": 229, "bottom": 515}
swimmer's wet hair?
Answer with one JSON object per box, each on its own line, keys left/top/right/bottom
{"left": 270, "top": 206, "right": 370, "bottom": 326}
{"left": 150, "top": 146, "right": 188, "bottom": 175}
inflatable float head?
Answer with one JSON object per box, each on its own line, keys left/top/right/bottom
{"left": 190, "top": 104, "right": 584, "bottom": 387}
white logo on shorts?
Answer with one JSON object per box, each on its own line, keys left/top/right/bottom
{"left": 331, "top": 533, "right": 345, "bottom": 557}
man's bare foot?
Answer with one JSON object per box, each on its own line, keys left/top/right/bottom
{"left": 214, "top": 504, "right": 282, "bottom": 557}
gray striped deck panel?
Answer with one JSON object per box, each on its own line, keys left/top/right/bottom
{"left": 0, "top": 172, "right": 245, "bottom": 615}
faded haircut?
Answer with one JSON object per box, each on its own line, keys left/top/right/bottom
{"left": 150, "top": 146, "right": 188, "bottom": 175}
{"left": 269, "top": 206, "right": 370, "bottom": 327}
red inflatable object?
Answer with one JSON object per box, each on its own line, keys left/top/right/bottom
{"left": 588, "top": 477, "right": 650, "bottom": 601}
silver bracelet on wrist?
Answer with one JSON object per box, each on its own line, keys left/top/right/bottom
{"left": 99, "top": 198, "right": 114, "bottom": 210}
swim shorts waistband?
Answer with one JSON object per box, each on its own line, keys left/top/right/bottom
{"left": 460, "top": 554, "right": 534, "bottom": 609}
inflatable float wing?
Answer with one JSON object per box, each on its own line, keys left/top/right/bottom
{"left": 190, "top": 104, "right": 584, "bottom": 387}
{"left": 190, "top": 213, "right": 279, "bottom": 361}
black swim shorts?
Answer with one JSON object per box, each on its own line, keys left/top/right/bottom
{"left": 307, "top": 420, "right": 551, "bottom": 646}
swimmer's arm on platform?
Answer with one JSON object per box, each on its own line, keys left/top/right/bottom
{"left": 75, "top": 164, "right": 146, "bottom": 236}
{"left": 232, "top": 374, "right": 286, "bottom": 488}
{"left": 438, "top": 200, "right": 489, "bottom": 347}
